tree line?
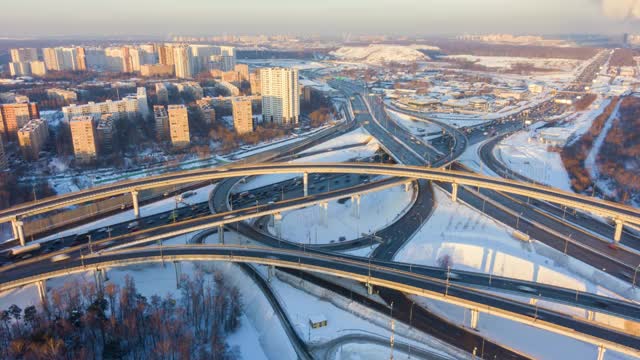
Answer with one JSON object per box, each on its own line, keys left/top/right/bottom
{"left": 0, "top": 272, "right": 243, "bottom": 360}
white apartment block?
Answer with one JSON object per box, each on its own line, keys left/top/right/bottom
{"left": 62, "top": 87, "right": 149, "bottom": 121}
{"left": 260, "top": 67, "right": 300, "bottom": 125}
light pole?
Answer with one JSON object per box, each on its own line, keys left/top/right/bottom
{"left": 633, "top": 264, "right": 640, "bottom": 289}
{"left": 515, "top": 212, "right": 523, "bottom": 229}
{"left": 88, "top": 234, "right": 93, "bottom": 254}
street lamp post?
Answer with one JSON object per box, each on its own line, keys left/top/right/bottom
{"left": 633, "top": 264, "right": 640, "bottom": 289}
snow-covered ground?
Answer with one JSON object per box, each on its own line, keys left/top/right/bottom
{"left": 237, "top": 128, "right": 380, "bottom": 192}
{"left": 268, "top": 184, "right": 415, "bottom": 244}
{"left": 446, "top": 55, "right": 583, "bottom": 72}
{"left": 387, "top": 109, "right": 443, "bottom": 140}
{"left": 300, "top": 127, "right": 372, "bottom": 154}
{"left": 330, "top": 45, "right": 429, "bottom": 65}
{"left": 394, "top": 187, "right": 639, "bottom": 359}
{"left": 494, "top": 130, "right": 573, "bottom": 192}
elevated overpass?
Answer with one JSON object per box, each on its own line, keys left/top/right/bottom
{"left": 1, "top": 245, "right": 638, "bottom": 357}
{"left": 3, "top": 163, "right": 640, "bottom": 245}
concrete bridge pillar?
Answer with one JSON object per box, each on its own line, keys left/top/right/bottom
{"left": 529, "top": 298, "right": 538, "bottom": 306}
{"left": 597, "top": 345, "right": 606, "bottom": 360}
{"left": 36, "top": 280, "right": 47, "bottom": 304}
{"left": 131, "top": 190, "right": 140, "bottom": 218}
{"left": 469, "top": 308, "right": 479, "bottom": 330}
{"left": 274, "top": 213, "right": 283, "bottom": 238}
{"left": 13, "top": 219, "right": 25, "bottom": 247}
{"left": 365, "top": 281, "right": 374, "bottom": 295}
{"left": 267, "top": 265, "right": 274, "bottom": 282}
{"left": 614, "top": 219, "right": 624, "bottom": 244}
{"left": 451, "top": 183, "right": 459, "bottom": 203}
{"left": 351, "top": 194, "right": 361, "bottom": 219}
{"left": 587, "top": 310, "right": 595, "bottom": 321}
{"left": 319, "top": 202, "right": 329, "bottom": 227}
{"left": 218, "top": 225, "right": 225, "bottom": 244}
{"left": 94, "top": 268, "right": 107, "bottom": 291}
{"left": 303, "top": 172, "right": 309, "bottom": 197}
{"left": 174, "top": 261, "right": 182, "bottom": 288}
{"left": 404, "top": 181, "right": 412, "bottom": 193}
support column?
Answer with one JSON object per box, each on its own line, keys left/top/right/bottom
{"left": 404, "top": 181, "right": 412, "bottom": 193}
{"left": 351, "top": 194, "right": 361, "bottom": 219}
{"left": 274, "top": 213, "right": 283, "bottom": 238}
{"left": 597, "top": 345, "right": 606, "bottom": 360}
{"left": 303, "top": 172, "right": 309, "bottom": 197}
{"left": 36, "top": 280, "right": 47, "bottom": 304}
{"left": 319, "top": 202, "right": 329, "bottom": 227}
{"left": 365, "top": 282, "right": 374, "bottom": 295}
{"left": 15, "top": 220, "right": 25, "bottom": 247}
{"left": 469, "top": 308, "right": 479, "bottom": 330}
{"left": 267, "top": 265, "right": 274, "bottom": 282}
{"left": 131, "top": 190, "right": 140, "bottom": 218}
{"left": 10, "top": 218, "right": 18, "bottom": 240}
{"left": 174, "top": 261, "right": 182, "bottom": 288}
{"left": 451, "top": 183, "right": 459, "bottom": 203}
{"left": 218, "top": 225, "right": 225, "bottom": 244}
{"left": 614, "top": 219, "right": 624, "bottom": 244}
{"left": 587, "top": 310, "right": 595, "bottom": 321}
{"left": 529, "top": 298, "right": 538, "bottom": 306}
{"left": 94, "top": 269, "right": 106, "bottom": 291}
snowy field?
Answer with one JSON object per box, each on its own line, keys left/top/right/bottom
{"left": 394, "top": 187, "right": 639, "bottom": 359}
{"left": 237, "top": 128, "right": 380, "bottom": 192}
{"left": 330, "top": 45, "right": 430, "bottom": 65}
{"left": 387, "top": 109, "right": 443, "bottom": 140}
{"left": 268, "top": 184, "right": 415, "bottom": 244}
{"left": 300, "top": 127, "right": 373, "bottom": 154}
{"left": 446, "top": 55, "right": 583, "bottom": 72}
{"left": 495, "top": 130, "right": 573, "bottom": 192}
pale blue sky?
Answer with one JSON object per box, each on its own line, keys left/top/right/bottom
{"left": 1, "top": 0, "right": 638, "bottom": 37}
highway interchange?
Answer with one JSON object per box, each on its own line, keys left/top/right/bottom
{"left": 2, "top": 49, "right": 640, "bottom": 358}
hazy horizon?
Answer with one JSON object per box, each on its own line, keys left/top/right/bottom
{"left": 1, "top": 0, "right": 639, "bottom": 38}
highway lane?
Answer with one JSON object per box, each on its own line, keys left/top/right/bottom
{"left": 1, "top": 245, "right": 637, "bottom": 356}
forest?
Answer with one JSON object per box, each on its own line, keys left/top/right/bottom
{"left": 0, "top": 272, "right": 243, "bottom": 360}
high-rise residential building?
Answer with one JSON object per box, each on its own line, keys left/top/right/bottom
{"left": 43, "top": 47, "right": 82, "bottom": 71}
{"left": 219, "top": 46, "right": 236, "bottom": 71}
{"left": 158, "top": 44, "right": 175, "bottom": 66}
{"left": 10, "top": 48, "right": 38, "bottom": 63}
{"left": 9, "top": 62, "right": 32, "bottom": 77}
{"left": 260, "top": 67, "right": 300, "bottom": 125}
{"left": 249, "top": 72, "right": 261, "bottom": 95}
{"left": 232, "top": 99, "right": 253, "bottom": 134}
{"left": 235, "top": 64, "right": 250, "bottom": 82}
{"left": 29, "top": 61, "right": 47, "bottom": 76}
{"left": 0, "top": 102, "right": 40, "bottom": 140}
{"left": 167, "top": 105, "right": 190, "bottom": 147}
{"left": 9, "top": 61, "right": 47, "bottom": 77}
{"left": 42, "top": 48, "right": 60, "bottom": 71}
{"left": 155, "top": 83, "right": 169, "bottom": 104}
{"left": 173, "top": 45, "right": 193, "bottom": 79}
{"left": 176, "top": 82, "right": 204, "bottom": 100}
{"left": 62, "top": 87, "right": 148, "bottom": 121}
{"left": 96, "top": 114, "right": 115, "bottom": 154}
{"left": 0, "top": 136, "right": 7, "bottom": 170}
{"left": 46, "top": 88, "right": 78, "bottom": 103}
{"left": 140, "top": 64, "right": 174, "bottom": 77}
{"left": 154, "top": 105, "right": 170, "bottom": 141}
{"left": 17, "top": 118, "right": 48, "bottom": 161}
{"left": 70, "top": 115, "right": 98, "bottom": 164}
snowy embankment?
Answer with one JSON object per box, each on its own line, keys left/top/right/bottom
{"left": 494, "top": 96, "right": 612, "bottom": 193}
{"left": 330, "top": 44, "right": 431, "bottom": 65}
{"left": 387, "top": 109, "right": 443, "bottom": 141}
{"left": 395, "top": 187, "right": 639, "bottom": 359}
{"left": 494, "top": 131, "right": 572, "bottom": 192}
{"left": 237, "top": 128, "right": 380, "bottom": 192}
{"left": 268, "top": 184, "right": 415, "bottom": 244}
